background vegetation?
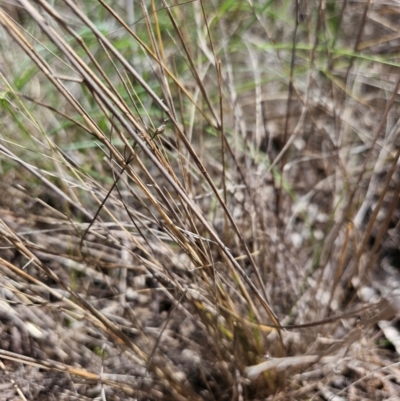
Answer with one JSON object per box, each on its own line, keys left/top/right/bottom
{"left": 0, "top": 0, "right": 400, "bottom": 400}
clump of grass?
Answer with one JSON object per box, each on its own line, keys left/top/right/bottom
{"left": 0, "top": 1, "right": 400, "bottom": 400}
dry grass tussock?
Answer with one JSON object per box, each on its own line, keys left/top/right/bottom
{"left": 0, "top": 0, "right": 400, "bottom": 400}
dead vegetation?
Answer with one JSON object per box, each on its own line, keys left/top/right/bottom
{"left": 0, "top": 0, "right": 400, "bottom": 400}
